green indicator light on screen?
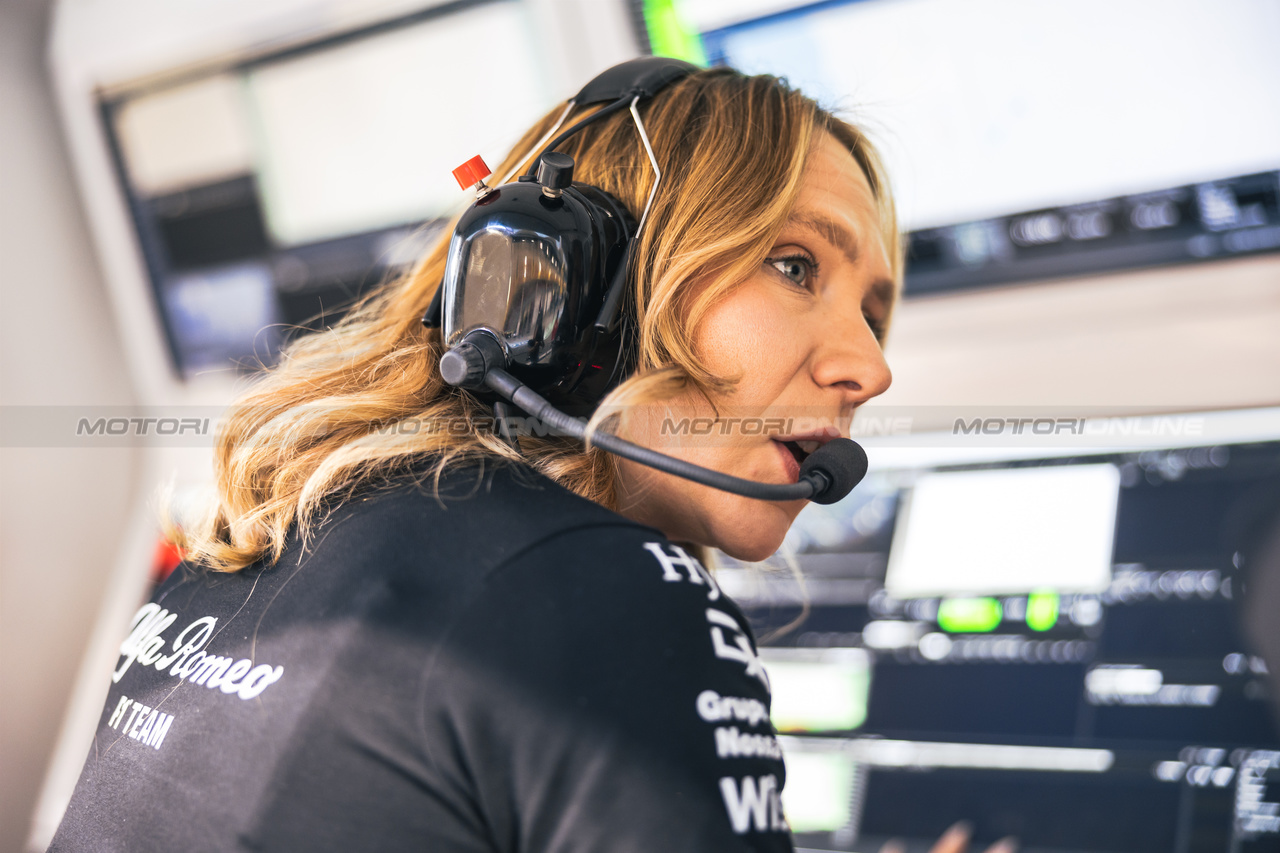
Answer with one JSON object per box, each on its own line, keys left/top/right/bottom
{"left": 643, "top": 0, "right": 708, "bottom": 66}
{"left": 937, "top": 598, "right": 1002, "bottom": 633}
{"left": 1026, "top": 590, "right": 1060, "bottom": 632}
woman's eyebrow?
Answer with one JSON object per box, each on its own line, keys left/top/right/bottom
{"left": 787, "top": 211, "right": 862, "bottom": 267}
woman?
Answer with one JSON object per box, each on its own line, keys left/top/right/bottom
{"left": 50, "top": 62, "right": 924, "bottom": 852}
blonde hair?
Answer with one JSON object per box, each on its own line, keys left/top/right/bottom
{"left": 170, "top": 66, "right": 902, "bottom": 572}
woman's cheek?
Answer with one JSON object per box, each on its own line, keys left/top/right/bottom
{"left": 697, "top": 282, "right": 809, "bottom": 399}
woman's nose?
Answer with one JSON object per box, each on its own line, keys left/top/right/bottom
{"left": 810, "top": 309, "right": 893, "bottom": 404}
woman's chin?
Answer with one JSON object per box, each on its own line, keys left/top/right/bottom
{"left": 713, "top": 523, "right": 790, "bottom": 563}
{"left": 702, "top": 497, "right": 803, "bottom": 563}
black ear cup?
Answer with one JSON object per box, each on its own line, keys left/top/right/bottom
{"left": 440, "top": 171, "right": 635, "bottom": 410}
{"left": 428, "top": 57, "right": 698, "bottom": 411}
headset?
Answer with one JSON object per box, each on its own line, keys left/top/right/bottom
{"left": 421, "top": 57, "right": 866, "bottom": 505}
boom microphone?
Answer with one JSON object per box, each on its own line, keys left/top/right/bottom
{"left": 449, "top": 337, "right": 868, "bottom": 505}
{"left": 799, "top": 438, "right": 869, "bottom": 505}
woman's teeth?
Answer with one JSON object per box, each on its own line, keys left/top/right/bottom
{"left": 783, "top": 441, "right": 808, "bottom": 464}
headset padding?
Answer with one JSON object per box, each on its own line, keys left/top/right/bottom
{"left": 573, "top": 56, "right": 699, "bottom": 106}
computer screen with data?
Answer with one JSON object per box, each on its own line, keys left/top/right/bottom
{"left": 724, "top": 441, "right": 1280, "bottom": 852}
{"left": 650, "top": 0, "right": 1280, "bottom": 294}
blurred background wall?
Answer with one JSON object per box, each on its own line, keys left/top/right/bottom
{"left": 0, "top": 2, "right": 140, "bottom": 851}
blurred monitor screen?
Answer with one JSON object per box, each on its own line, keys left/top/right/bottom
{"left": 729, "top": 440, "right": 1280, "bottom": 852}
{"left": 103, "top": 0, "right": 563, "bottom": 376}
{"left": 676, "top": 0, "right": 1280, "bottom": 231}
{"left": 776, "top": 747, "right": 858, "bottom": 834}
{"left": 885, "top": 464, "right": 1121, "bottom": 598}
{"left": 761, "top": 648, "right": 871, "bottom": 732}
{"left": 245, "top": 1, "right": 552, "bottom": 246}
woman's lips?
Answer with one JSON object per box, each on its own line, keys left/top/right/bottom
{"left": 772, "top": 439, "right": 801, "bottom": 483}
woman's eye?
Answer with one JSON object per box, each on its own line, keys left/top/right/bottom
{"left": 864, "top": 311, "right": 887, "bottom": 343}
{"left": 767, "top": 255, "right": 815, "bottom": 288}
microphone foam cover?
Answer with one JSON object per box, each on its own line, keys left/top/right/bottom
{"left": 800, "top": 438, "right": 869, "bottom": 505}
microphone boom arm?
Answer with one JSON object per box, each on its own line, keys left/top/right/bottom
{"left": 483, "top": 368, "right": 832, "bottom": 503}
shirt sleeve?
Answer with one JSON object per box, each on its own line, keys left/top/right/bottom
{"left": 420, "top": 524, "right": 795, "bottom": 853}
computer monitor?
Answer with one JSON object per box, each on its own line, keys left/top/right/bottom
{"left": 101, "top": 0, "right": 557, "bottom": 377}
{"left": 722, "top": 440, "right": 1280, "bottom": 852}
{"left": 885, "top": 464, "right": 1120, "bottom": 600}
{"left": 644, "top": 0, "right": 1280, "bottom": 293}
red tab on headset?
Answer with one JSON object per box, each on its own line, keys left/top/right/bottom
{"left": 452, "top": 155, "right": 491, "bottom": 190}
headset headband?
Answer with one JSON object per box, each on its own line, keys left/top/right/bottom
{"left": 522, "top": 56, "right": 699, "bottom": 181}
{"left": 576, "top": 56, "right": 700, "bottom": 105}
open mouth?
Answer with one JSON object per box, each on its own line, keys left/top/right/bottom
{"left": 780, "top": 439, "right": 820, "bottom": 466}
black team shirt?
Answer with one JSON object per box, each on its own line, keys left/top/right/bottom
{"left": 50, "top": 462, "right": 794, "bottom": 852}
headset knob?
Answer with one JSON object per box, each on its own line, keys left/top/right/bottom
{"left": 537, "top": 153, "right": 575, "bottom": 198}
{"left": 440, "top": 347, "right": 486, "bottom": 389}
{"left": 439, "top": 332, "right": 506, "bottom": 390}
